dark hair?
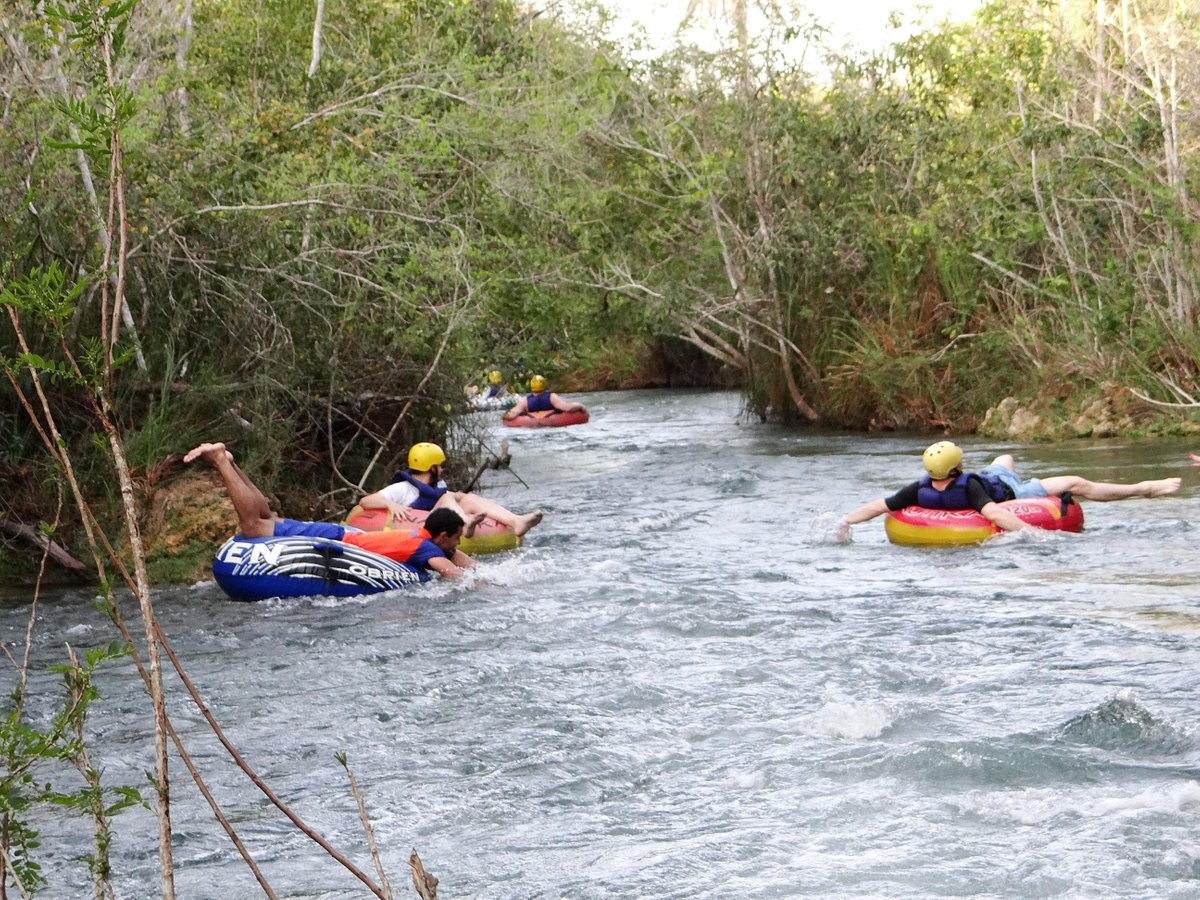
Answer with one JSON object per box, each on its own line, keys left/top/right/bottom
{"left": 425, "top": 508, "right": 464, "bottom": 537}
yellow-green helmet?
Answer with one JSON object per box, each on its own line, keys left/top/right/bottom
{"left": 408, "top": 442, "right": 446, "bottom": 473}
{"left": 529, "top": 375, "right": 547, "bottom": 392}
{"left": 922, "top": 440, "right": 963, "bottom": 479}
{"left": 487, "top": 370, "right": 502, "bottom": 384}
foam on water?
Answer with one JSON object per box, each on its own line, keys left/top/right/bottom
{"left": 810, "top": 700, "right": 896, "bottom": 740}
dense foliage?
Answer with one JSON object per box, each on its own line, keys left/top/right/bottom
{"left": 2, "top": 0, "right": 1199, "bottom": 506}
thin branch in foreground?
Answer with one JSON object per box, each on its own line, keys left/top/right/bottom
{"left": 336, "top": 753, "right": 393, "bottom": 900}
{"left": 152, "top": 625, "right": 389, "bottom": 897}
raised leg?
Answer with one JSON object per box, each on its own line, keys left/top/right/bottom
{"left": 988, "top": 454, "right": 1017, "bottom": 473}
{"left": 184, "top": 442, "right": 279, "bottom": 537}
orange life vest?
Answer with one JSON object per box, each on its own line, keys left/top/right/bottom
{"left": 342, "top": 526, "right": 430, "bottom": 563}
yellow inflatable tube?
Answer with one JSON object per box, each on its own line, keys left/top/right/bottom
{"left": 885, "top": 496, "right": 1085, "bottom": 547}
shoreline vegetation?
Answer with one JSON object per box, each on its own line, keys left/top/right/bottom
{"left": 2, "top": 0, "right": 1200, "bottom": 893}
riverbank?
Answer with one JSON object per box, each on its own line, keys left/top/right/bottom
{"left": 978, "top": 383, "right": 1200, "bottom": 442}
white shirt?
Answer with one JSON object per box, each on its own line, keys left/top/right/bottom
{"left": 378, "top": 479, "right": 447, "bottom": 507}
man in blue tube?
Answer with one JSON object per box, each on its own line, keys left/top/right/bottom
{"left": 185, "top": 441, "right": 476, "bottom": 580}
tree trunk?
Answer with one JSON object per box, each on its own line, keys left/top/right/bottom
{"left": 96, "top": 24, "right": 175, "bottom": 897}
{"left": 1092, "top": 0, "right": 1106, "bottom": 122}
{"left": 174, "top": 0, "right": 193, "bottom": 134}
{"left": 308, "top": 0, "right": 325, "bottom": 79}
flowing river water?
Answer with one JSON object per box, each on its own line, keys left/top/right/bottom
{"left": 6, "top": 388, "right": 1200, "bottom": 898}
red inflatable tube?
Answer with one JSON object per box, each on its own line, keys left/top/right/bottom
{"left": 502, "top": 408, "right": 590, "bottom": 428}
{"left": 885, "top": 495, "right": 1085, "bottom": 546}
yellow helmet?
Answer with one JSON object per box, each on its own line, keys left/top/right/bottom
{"left": 487, "top": 370, "right": 502, "bottom": 384}
{"left": 529, "top": 375, "right": 547, "bottom": 392}
{"left": 922, "top": 440, "right": 963, "bottom": 479}
{"left": 408, "top": 442, "right": 446, "bottom": 473}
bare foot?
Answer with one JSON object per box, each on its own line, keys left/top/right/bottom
{"left": 1148, "top": 478, "right": 1181, "bottom": 497}
{"left": 514, "top": 510, "right": 543, "bottom": 537}
{"left": 463, "top": 512, "right": 486, "bottom": 538}
{"left": 183, "top": 441, "right": 227, "bottom": 465}
{"left": 1190, "top": 452, "right": 1200, "bottom": 467}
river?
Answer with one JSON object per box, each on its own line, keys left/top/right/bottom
{"left": 5, "top": 388, "right": 1200, "bottom": 898}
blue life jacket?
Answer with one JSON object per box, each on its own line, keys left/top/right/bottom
{"left": 526, "top": 391, "right": 553, "bottom": 413}
{"left": 389, "top": 471, "right": 448, "bottom": 511}
{"left": 915, "top": 472, "right": 1010, "bottom": 510}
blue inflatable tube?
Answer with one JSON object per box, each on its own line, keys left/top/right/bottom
{"left": 212, "top": 535, "right": 423, "bottom": 602}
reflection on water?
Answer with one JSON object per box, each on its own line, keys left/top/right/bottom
{"left": 1092, "top": 607, "right": 1200, "bottom": 633}
{"left": 4, "top": 389, "right": 1200, "bottom": 898}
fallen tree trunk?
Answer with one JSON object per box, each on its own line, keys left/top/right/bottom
{"left": 0, "top": 517, "right": 90, "bottom": 575}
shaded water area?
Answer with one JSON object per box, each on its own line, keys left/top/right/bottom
{"left": 6, "top": 388, "right": 1200, "bottom": 897}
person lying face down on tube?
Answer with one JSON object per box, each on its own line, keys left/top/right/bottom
{"left": 341, "top": 507, "right": 476, "bottom": 581}
{"left": 837, "top": 440, "right": 1181, "bottom": 539}
{"left": 184, "top": 441, "right": 476, "bottom": 580}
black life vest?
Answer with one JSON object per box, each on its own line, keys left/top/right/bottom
{"left": 915, "top": 472, "right": 1009, "bottom": 510}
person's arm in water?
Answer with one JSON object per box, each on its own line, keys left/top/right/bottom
{"left": 838, "top": 483, "right": 919, "bottom": 540}
{"left": 841, "top": 498, "right": 890, "bottom": 527}
{"left": 427, "top": 549, "right": 476, "bottom": 580}
{"left": 502, "top": 396, "right": 529, "bottom": 420}
{"left": 428, "top": 557, "right": 465, "bottom": 579}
